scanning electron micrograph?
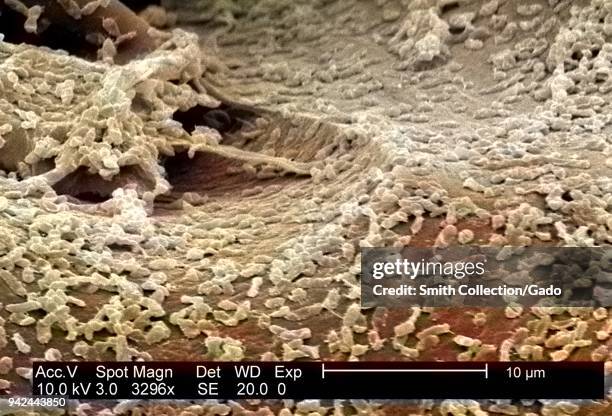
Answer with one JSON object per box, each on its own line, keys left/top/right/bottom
{"left": 0, "top": 0, "right": 612, "bottom": 415}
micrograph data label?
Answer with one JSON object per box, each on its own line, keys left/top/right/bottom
{"left": 32, "top": 361, "right": 604, "bottom": 400}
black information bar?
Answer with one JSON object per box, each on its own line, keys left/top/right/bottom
{"left": 33, "top": 361, "right": 604, "bottom": 400}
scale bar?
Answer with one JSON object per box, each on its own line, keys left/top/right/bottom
{"left": 321, "top": 364, "right": 488, "bottom": 379}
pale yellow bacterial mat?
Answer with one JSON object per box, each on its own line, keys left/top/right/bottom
{"left": 0, "top": 0, "right": 611, "bottom": 415}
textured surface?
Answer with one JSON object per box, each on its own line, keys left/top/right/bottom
{"left": 1, "top": 0, "right": 612, "bottom": 415}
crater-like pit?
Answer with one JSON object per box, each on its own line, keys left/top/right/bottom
{"left": 52, "top": 165, "right": 155, "bottom": 203}
{"left": 172, "top": 103, "right": 255, "bottom": 135}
